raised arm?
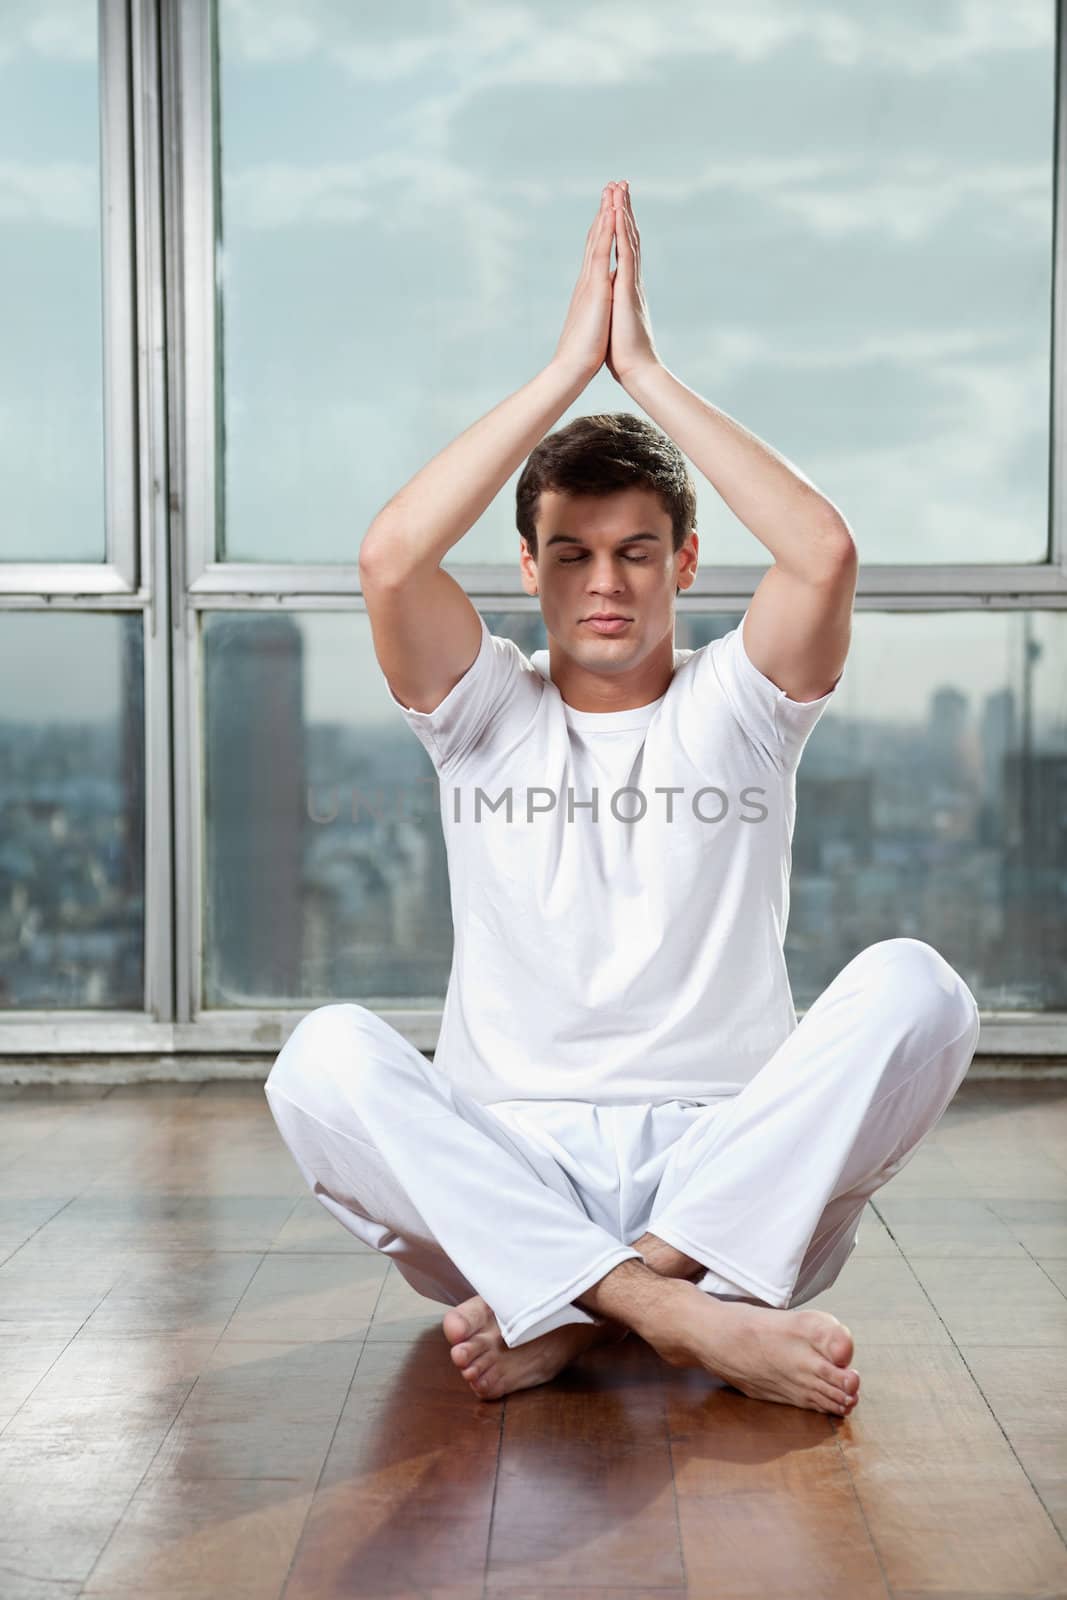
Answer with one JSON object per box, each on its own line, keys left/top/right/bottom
{"left": 607, "top": 180, "right": 856, "bottom": 705}
{"left": 359, "top": 184, "right": 620, "bottom": 714}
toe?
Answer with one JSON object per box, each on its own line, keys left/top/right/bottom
{"left": 812, "top": 1379, "right": 850, "bottom": 1413}
{"left": 813, "top": 1367, "right": 849, "bottom": 1399}
{"left": 824, "top": 1325, "right": 854, "bottom": 1367}
{"left": 442, "top": 1309, "right": 470, "bottom": 1342}
{"left": 817, "top": 1360, "right": 859, "bottom": 1395}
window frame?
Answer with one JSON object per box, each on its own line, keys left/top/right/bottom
{"left": 0, "top": 0, "right": 1063, "bottom": 1066}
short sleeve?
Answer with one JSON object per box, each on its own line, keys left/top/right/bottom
{"left": 711, "top": 606, "right": 843, "bottom": 773}
{"left": 383, "top": 610, "right": 526, "bottom": 772}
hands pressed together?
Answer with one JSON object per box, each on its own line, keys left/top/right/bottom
{"left": 554, "top": 180, "right": 661, "bottom": 388}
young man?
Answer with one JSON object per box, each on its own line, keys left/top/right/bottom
{"left": 265, "top": 182, "right": 980, "bottom": 1415}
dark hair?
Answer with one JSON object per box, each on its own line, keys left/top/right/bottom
{"left": 516, "top": 413, "right": 697, "bottom": 582}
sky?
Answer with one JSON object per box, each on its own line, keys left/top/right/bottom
{"left": 212, "top": 0, "right": 1056, "bottom": 568}
{"left": 0, "top": 0, "right": 1062, "bottom": 730}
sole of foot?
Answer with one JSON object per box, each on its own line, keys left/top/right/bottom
{"left": 442, "top": 1294, "right": 627, "bottom": 1401}
{"left": 641, "top": 1278, "right": 861, "bottom": 1416}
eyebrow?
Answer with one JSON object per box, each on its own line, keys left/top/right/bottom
{"left": 543, "top": 531, "right": 663, "bottom": 549}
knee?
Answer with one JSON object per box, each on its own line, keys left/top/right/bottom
{"left": 855, "top": 938, "right": 980, "bottom": 1039}
{"left": 264, "top": 1002, "right": 383, "bottom": 1107}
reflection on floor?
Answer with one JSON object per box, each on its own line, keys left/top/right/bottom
{"left": 0, "top": 1075, "right": 1064, "bottom": 1599}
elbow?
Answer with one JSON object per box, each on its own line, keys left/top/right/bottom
{"left": 358, "top": 525, "right": 403, "bottom": 587}
{"left": 823, "top": 504, "right": 856, "bottom": 549}
{"left": 357, "top": 538, "right": 381, "bottom": 585}
{"left": 819, "top": 518, "right": 858, "bottom": 575}
{"left": 787, "top": 517, "right": 856, "bottom": 587}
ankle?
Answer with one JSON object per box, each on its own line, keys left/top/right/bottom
{"left": 630, "top": 1231, "right": 705, "bottom": 1281}
{"left": 574, "top": 1257, "right": 694, "bottom": 1340}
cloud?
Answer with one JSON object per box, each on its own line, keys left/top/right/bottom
{"left": 0, "top": 0, "right": 96, "bottom": 65}
{"left": 223, "top": 161, "right": 377, "bottom": 229}
{"left": 772, "top": 160, "right": 1050, "bottom": 243}
{"left": 0, "top": 161, "right": 98, "bottom": 227}
{"left": 217, "top": 0, "right": 1052, "bottom": 76}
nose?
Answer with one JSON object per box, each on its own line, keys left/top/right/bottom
{"left": 588, "top": 563, "right": 627, "bottom": 594}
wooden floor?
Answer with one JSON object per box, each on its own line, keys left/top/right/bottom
{"left": 0, "top": 1076, "right": 1065, "bottom": 1600}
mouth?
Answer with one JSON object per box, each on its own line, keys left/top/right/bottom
{"left": 582, "top": 615, "right": 633, "bottom": 633}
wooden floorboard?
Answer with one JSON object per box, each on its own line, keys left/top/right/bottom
{"left": 0, "top": 1077, "right": 1063, "bottom": 1599}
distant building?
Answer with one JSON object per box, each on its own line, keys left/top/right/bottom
{"left": 793, "top": 773, "right": 874, "bottom": 874}
{"left": 204, "top": 615, "right": 304, "bottom": 1004}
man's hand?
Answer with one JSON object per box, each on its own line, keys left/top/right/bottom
{"left": 552, "top": 185, "right": 617, "bottom": 382}
{"left": 605, "top": 181, "right": 661, "bottom": 387}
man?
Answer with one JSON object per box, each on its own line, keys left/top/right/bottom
{"left": 265, "top": 181, "right": 980, "bottom": 1415}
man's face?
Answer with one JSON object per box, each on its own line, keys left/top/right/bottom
{"left": 520, "top": 487, "right": 698, "bottom": 675}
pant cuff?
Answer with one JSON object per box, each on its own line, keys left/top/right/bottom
{"left": 497, "top": 1246, "right": 645, "bottom": 1349}
{"left": 647, "top": 1220, "right": 792, "bottom": 1308}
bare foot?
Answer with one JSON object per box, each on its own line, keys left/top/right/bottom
{"left": 442, "top": 1294, "right": 628, "bottom": 1401}
{"left": 640, "top": 1278, "right": 861, "bottom": 1416}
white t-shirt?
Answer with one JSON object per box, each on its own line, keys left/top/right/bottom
{"left": 385, "top": 608, "right": 842, "bottom": 1107}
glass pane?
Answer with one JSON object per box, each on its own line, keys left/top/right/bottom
{"left": 0, "top": 613, "right": 145, "bottom": 1007}
{"left": 202, "top": 607, "right": 472, "bottom": 1006}
{"left": 0, "top": 2, "right": 105, "bottom": 562}
{"left": 215, "top": 0, "right": 1054, "bottom": 568}
{"left": 201, "top": 607, "right": 1066, "bottom": 1012}
{"left": 789, "top": 609, "right": 1066, "bottom": 1011}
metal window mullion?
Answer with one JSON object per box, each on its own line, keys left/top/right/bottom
{"left": 0, "top": 1009, "right": 1064, "bottom": 1062}
{"left": 177, "top": 590, "right": 1067, "bottom": 615}
{"left": 1051, "top": 0, "right": 1066, "bottom": 582}
{"left": 99, "top": 0, "right": 139, "bottom": 591}
{"left": 129, "top": 0, "right": 176, "bottom": 1024}
{"left": 160, "top": 0, "right": 206, "bottom": 1026}
{"left": 181, "top": 561, "right": 1067, "bottom": 600}
{"left": 175, "top": 0, "right": 218, "bottom": 592}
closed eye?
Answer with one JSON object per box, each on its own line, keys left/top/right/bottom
{"left": 558, "top": 553, "right": 648, "bottom": 563}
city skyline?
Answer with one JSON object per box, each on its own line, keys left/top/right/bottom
{"left": 0, "top": 606, "right": 1063, "bottom": 738}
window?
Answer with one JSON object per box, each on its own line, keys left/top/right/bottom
{"left": 198, "top": 608, "right": 1067, "bottom": 1012}
{"left": 0, "top": 0, "right": 1063, "bottom": 1062}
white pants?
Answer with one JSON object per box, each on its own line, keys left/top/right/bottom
{"left": 264, "top": 938, "right": 981, "bottom": 1349}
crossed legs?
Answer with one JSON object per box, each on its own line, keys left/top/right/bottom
{"left": 441, "top": 1227, "right": 706, "bottom": 1397}
{"left": 436, "top": 939, "right": 980, "bottom": 1409}
{"left": 266, "top": 938, "right": 980, "bottom": 1416}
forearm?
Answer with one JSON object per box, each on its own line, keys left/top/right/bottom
{"left": 360, "top": 359, "right": 593, "bottom": 580}
{"left": 621, "top": 362, "right": 853, "bottom": 578}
